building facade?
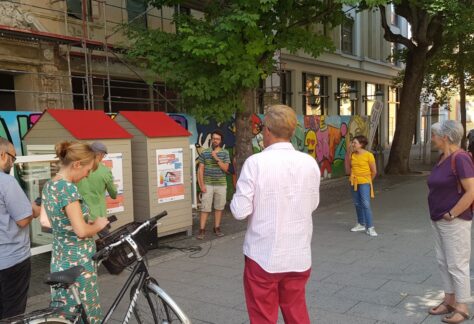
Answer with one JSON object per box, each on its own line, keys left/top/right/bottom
{"left": 0, "top": 2, "right": 408, "bottom": 148}
{"left": 260, "top": 5, "right": 409, "bottom": 148}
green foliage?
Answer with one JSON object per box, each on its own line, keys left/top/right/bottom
{"left": 422, "top": 0, "right": 474, "bottom": 104}
{"left": 127, "top": 0, "right": 344, "bottom": 123}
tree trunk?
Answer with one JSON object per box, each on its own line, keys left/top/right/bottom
{"left": 385, "top": 47, "right": 428, "bottom": 174}
{"left": 234, "top": 89, "right": 255, "bottom": 178}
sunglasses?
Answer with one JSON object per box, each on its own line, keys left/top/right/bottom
{"left": 5, "top": 152, "right": 16, "bottom": 162}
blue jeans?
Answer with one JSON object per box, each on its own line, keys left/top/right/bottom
{"left": 350, "top": 183, "right": 373, "bottom": 228}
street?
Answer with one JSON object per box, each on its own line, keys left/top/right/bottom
{"left": 26, "top": 172, "right": 473, "bottom": 323}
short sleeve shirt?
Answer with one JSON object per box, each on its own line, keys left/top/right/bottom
{"left": 0, "top": 173, "right": 33, "bottom": 270}
{"left": 42, "top": 179, "right": 91, "bottom": 239}
{"left": 428, "top": 152, "right": 474, "bottom": 221}
{"left": 198, "top": 148, "right": 230, "bottom": 186}
{"left": 351, "top": 151, "right": 375, "bottom": 184}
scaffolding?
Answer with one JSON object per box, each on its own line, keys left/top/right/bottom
{"left": 0, "top": 0, "right": 185, "bottom": 112}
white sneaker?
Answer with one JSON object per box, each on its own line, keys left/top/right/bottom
{"left": 350, "top": 223, "right": 366, "bottom": 232}
{"left": 366, "top": 227, "right": 378, "bottom": 237}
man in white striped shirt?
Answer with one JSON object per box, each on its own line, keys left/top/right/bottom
{"left": 231, "top": 104, "right": 320, "bottom": 324}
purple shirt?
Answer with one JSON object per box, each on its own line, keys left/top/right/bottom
{"left": 428, "top": 152, "right": 474, "bottom": 221}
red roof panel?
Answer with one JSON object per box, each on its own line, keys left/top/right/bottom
{"left": 119, "top": 111, "right": 191, "bottom": 138}
{"left": 47, "top": 109, "right": 133, "bottom": 139}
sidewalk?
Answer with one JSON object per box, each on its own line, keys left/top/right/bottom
{"left": 26, "top": 165, "right": 472, "bottom": 323}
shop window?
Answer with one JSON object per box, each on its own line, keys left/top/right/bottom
{"left": 257, "top": 71, "right": 292, "bottom": 113}
{"left": 337, "top": 79, "right": 358, "bottom": 115}
{"left": 302, "top": 73, "right": 328, "bottom": 115}
{"left": 365, "top": 83, "right": 383, "bottom": 115}
{"left": 388, "top": 86, "right": 399, "bottom": 143}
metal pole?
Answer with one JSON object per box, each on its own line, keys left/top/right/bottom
{"left": 82, "top": 0, "right": 91, "bottom": 109}
{"left": 103, "top": 0, "right": 112, "bottom": 113}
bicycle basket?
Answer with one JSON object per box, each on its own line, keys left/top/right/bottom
{"left": 95, "top": 221, "right": 149, "bottom": 275}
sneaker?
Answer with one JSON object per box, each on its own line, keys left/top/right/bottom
{"left": 213, "top": 227, "right": 224, "bottom": 237}
{"left": 196, "top": 229, "right": 205, "bottom": 240}
{"left": 350, "top": 223, "right": 366, "bottom": 232}
{"left": 366, "top": 227, "right": 378, "bottom": 237}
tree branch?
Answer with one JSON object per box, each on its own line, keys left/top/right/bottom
{"left": 378, "top": 5, "right": 413, "bottom": 50}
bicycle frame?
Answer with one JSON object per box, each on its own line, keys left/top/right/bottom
{"left": 102, "top": 259, "right": 150, "bottom": 323}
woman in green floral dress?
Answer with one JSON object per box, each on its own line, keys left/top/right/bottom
{"left": 41, "top": 141, "right": 109, "bottom": 323}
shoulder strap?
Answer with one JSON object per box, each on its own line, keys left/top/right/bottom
{"left": 451, "top": 150, "right": 474, "bottom": 210}
{"left": 451, "top": 150, "right": 472, "bottom": 176}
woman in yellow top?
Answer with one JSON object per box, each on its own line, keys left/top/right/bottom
{"left": 346, "top": 135, "right": 378, "bottom": 236}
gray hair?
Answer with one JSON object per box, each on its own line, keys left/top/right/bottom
{"left": 431, "top": 120, "right": 464, "bottom": 145}
{"left": 0, "top": 137, "right": 11, "bottom": 153}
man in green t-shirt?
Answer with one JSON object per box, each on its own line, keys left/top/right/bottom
{"left": 77, "top": 142, "right": 117, "bottom": 222}
{"left": 197, "top": 130, "right": 230, "bottom": 239}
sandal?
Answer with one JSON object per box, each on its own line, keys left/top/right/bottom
{"left": 442, "top": 310, "right": 470, "bottom": 324}
{"left": 429, "top": 302, "right": 456, "bottom": 315}
{"left": 196, "top": 229, "right": 205, "bottom": 240}
{"left": 213, "top": 227, "right": 224, "bottom": 237}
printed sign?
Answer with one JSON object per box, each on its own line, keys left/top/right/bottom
{"left": 368, "top": 101, "right": 383, "bottom": 150}
{"left": 103, "top": 153, "right": 125, "bottom": 214}
{"left": 156, "top": 148, "right": 185, "bottom": 203}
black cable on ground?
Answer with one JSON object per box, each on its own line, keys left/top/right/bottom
{"left": 154, "top": 238, "right": 213, "bottom": 259}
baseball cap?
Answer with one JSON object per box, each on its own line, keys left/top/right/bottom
{"left": 90, "top": 141, "right": 108, "bottom": 154}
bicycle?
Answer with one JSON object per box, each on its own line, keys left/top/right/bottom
{"left": 1, "top": 211, "right": 192, "bottom": 324}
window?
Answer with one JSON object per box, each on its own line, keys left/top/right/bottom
{"left": 388, "top": 86, "right": 399, "bottom": 143}
{"left": 127, "top": 0, "right": 148, "bottom": 28}
{"left": 66, "top": 0, "right": 92, "bottom": 20}
{"left": 390, "top": 4, "right": 399, "bottom": 26}
{"left": 365, "top": 83, "right": 383, "bottom": 115}
{"left": 257, "top": 71, "right": 292, "bottom": 113}
{"left": 337, "top": 79, "right": 358, "bottom": 115}
{"left": 302, "top": 74, "right": 328, "bottom": 115}
{"left": 179, "top": 6, "right": 191, "bottom": 15}
{"left": 0, "top": 73, "right": 16, "bottom": 110}
{"left": 389, "top": 43, "right": 402, "bottom": 66}
{"left": 280, "top": 70, "right": 292, "bottom": 107}
{"left": 341, "top": 16, "right": 354, "bottom": 55}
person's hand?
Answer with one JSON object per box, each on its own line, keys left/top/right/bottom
{"left": 31, "top": 202, "right": 41, "bottom": 218}
{"left": 211, "top": 150, "right": 219, "bottom": 161}
{"left": 347, "top": 143, "right": 354, "bottom": 154}
{"left": 442, "top": 212, "right": 455, "bottom": 221}
{"left": 201, "top": 184, "right": 207, "bottom": 193}
{"left": 94, "top": 217, "right": 109, "bottom": 231}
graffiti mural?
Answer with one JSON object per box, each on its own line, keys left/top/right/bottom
{"left": 0, "top": 112, "right": 42, "bottom": 154}
{"left": 1, "top": 111, "right": 368, "bottom": 183}
{"left": 168, "top": 113, "right": 368, "bottom": 181}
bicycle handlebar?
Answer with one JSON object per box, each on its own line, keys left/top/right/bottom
{"left": 92, "top": 211, "right": 168, "bottom": 261}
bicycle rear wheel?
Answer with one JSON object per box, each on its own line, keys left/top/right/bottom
{"left": 130, "top": 279, "right": 191, "bottom": 324}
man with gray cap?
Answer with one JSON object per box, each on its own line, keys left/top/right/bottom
{"left": 77, "top": 142, "right": 117, "bottom": 223}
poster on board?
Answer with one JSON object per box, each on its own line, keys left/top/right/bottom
{"left": 103, "top": 153, "right": 125, "bottom": 214}
{"left": 156, "top": 148, "right": 185, "bottom": 203}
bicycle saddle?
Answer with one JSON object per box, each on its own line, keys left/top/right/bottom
{"left": 45, "top": 265, "right": 85, "bottom": 286}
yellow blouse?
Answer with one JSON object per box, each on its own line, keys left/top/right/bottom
{"left": 350, "top": 151, "right": 375, "bottom": 198}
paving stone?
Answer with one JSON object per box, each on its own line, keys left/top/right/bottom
{"left": 322, "top": 272, "right": 389, "bottom": 290}
{"left": 347, "top": 301, "right": 429, "bottom": 324}
{"left": 306, "top": 292, "right": 360, "bottom": 314}
{"left": 26, "top": 168, "right": 464, "bottom": 324}
{"left": 378, "top": 279, "right": 445, "bottom": 298}
{"left": 312, "top": 308, "right": 378, "bottom": 324}
{"left": 334, "top": 286, "right": 407, "bottom": 306}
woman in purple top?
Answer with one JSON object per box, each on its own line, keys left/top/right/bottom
{"left": 427, "top": 120, "right": 474, "bottom": 324}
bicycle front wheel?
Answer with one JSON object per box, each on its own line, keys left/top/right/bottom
{"left": 130, "top": 279, "right": 191, "bottom": 324}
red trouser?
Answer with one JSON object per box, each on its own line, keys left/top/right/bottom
{"left": 243, "top": 256, "right": 311, "bottom": 324}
